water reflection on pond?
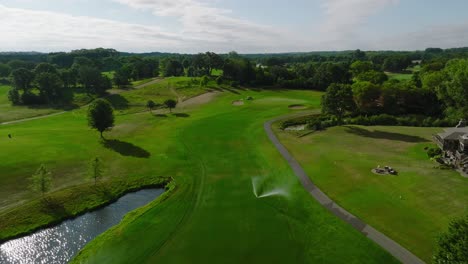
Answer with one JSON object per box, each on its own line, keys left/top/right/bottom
{"left": 0, "top": 188, "right": 164, "bottom": 264}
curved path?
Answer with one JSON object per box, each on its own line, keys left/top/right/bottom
{"left": 264, "top": 114, "right": 425, "bottom": 264}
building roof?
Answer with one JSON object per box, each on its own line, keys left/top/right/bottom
{"left": 437, "top": 127, "right": 468, "bottom": 140}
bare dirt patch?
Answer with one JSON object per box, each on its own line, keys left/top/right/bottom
{"left": 178, "top": 92, "right": 219, "bottom": 108}
{"left": 232, "top": 100, "right": 244, "bottom": 106}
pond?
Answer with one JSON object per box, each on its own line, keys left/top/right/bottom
{"left": 0, "top": 188, "right": 164, "bottom": 264}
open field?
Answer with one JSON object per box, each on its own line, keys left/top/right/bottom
{"left": 275, "top": 125, "right": 468, "bottom": 262}
{"left": 0, "top": 81, "right": 397, "bottom": 263}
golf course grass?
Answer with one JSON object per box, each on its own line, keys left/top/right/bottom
{"left": 0, "top": 80, "right": 398, "bottom": 263}
{"left": 275, "top": 125, "right": 468, "bottom": 262}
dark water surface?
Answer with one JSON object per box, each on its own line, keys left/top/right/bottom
{"left": 0, "top": 188, "right": 164, "bottom": 264}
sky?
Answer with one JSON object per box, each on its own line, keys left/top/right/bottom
{"left": 1, "top": 0, "right": 468, "bottom": 53}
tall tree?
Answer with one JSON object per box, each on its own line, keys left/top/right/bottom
{"left": 34, "top": 63, "right": 58, "bottom": 75}
{"left": 0, "top": 63, "right": 11, "bottom": 78}
{"left": 322, "top": 83, "right": 356, "bottom": 123}
{"left": 36, "top": 72, "right": 64, "bottom": 103}
{"left": 352, "top": 81, "right": 382, "bottom": 114}
{"left": 88, "top": 99, "right": 115, "bottom": 139}
{"left": 30, "top": 164, "right": 52, "bottom": 197}
{"left": 146, "top": 100, "right": 156, "bottom": 113}
{"left": 434, "top": 215, "right": 467, "bottom": 264}
{"left": 11, "top": 68, "right": 34, "bottom": 93}
{"left": 88, "top": 157, "right": 104, "bottom": 185}
{"left": 164, "top": 99, "right": 177, "bottom": 113}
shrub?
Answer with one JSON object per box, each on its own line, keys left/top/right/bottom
{"left": 427, "top": 147, "right": 442, "bottom": 158}
{"left": 216, "top": 76, "right": 223, "bottom": 85}
{"left": 8, "top": 88, "right": 20, "bottom": 105}
{"left": 369, "top": 114, "right": 399, "bottom": 125}
{"left": 21, "top": 92, "right": 44, "bottom": 105}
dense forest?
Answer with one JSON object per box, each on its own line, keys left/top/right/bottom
{"left": 0, "top": 47, "right": 467, "bottom": 122}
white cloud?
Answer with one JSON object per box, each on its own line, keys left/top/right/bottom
{"left": 111, "top": 0, "right": 297, "bottom": 48}
{"left": 319, "top": 0, "right": 399, "bottom": 48}
{"left": 0, "top": 2, "right": 307, "bottom": 53}
{"left": 372, "top": 23, "right": 468, "bottom": 50}
{"left": 1, "top": 1, "right": 468, "bottom": 53}
{"left": 0, "top": 4, "right": 192, "bottom": 52}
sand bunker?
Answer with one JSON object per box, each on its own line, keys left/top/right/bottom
{"left": 288, "top": 104, "right": 307, "bottom": 109}
{"left": 232, "top": 100, "right": 245, "bottom": 106}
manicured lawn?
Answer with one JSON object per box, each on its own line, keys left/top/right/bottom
{"left": 0, "top": 82, "right": 397, "bottom": 263}
{"left": 275, "top": 125, "right": 468, "bottom": 262}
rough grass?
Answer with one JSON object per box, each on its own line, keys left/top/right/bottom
{"left": 275, "top": 124, "right": 468, "bottom": 262}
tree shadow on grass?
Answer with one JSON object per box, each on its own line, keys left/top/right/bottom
{"left": 106, "top": 94, "right": 130, "bottom": 110}
{"left": 154, "top": 113, "right": 167, "bottom": 117}
{"left": 41, "top": 197, "right": 69, "bottom": 218}
{"left": 173, "top": 113, "right": 190, "bottom": 118}
{"left": 344, "top": 126, "right": 429, "bottom": 143}
{"left": 102, "top": 139, "right": 151, "bottom": 158}
{"left": 222, "top": 87, "right": 241, "bottom": 94}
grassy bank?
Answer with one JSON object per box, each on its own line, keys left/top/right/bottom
{"left": 275, "top": 124, "right": 468, "bottom": 262}
{"left": 0, "top": 176, "right": 171, "bottom": 243}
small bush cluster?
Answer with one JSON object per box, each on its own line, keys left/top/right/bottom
{"left": 426, "top": 147, "right": 442, "bottom": 158}
{"left": 281, "top": 114, "right": 458, "bottom": 132}
{"left": 343, "top": 114, "right": 458, "bottom": 127}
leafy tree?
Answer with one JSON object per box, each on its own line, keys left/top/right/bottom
{"left": 355, "top": 70, "right": 388, "bottom": 84}
{"left": 8, "top": 88, "right": 20, "bottom": 105}
{"left": 78, "top": 66, "right": 111, "bottom": 95}
{"left": 216, "top": 76, "right": 224, "bottom": 85}
{"left": 200, "top": 75, "right": 209, "bottom": 87}
{"left": 322, "top": 83, "right": 356, "bottom": 123}
{"left": 59, "top": 69, "right": 77, "bottom": 89}
{"left": 434, "top": 215, "right": 467, "bottom": 264}
{"left": 164, "top": 99, "right": 177, "bottom": 113}
{"left": 163, "top": 59, "right": 184, "bottom": 77}
{"left": 36, "top": 72, "right": 64, "bottom": 103}
{"left": 34, "top": 63, "right": 58, "bottom": 75}
{"left": 312, "top": 62, "right": 351, "bottom": 91}
{"left": 146, "top": 100, "right": 156, "bottom": 113}
{"left": 8, "top": 60, "right": 35, "bottom": 70}
{"left": 30, "top": 164, "right": 52, "bottom": 197}
{"left": 88, "top": 99, "right": 115, "bottom": 139}
{"left": 88, "top": 157, "right": 104, "bottom": 185}
{"left": 0, "top": 63, "right": 11, "bottom": 78}
{"left": 114, "top": 65, "right": 132, "bottom": 87}
{"left": 350, "top": 61, "right": 374, "bottom": 77}
{"left": 12, "top": 68, "right": 34, "bottom": 93}
{"left": 352, "top": 81, "right": 382, "bottom": 114}
{"left": 440, "top": 59, "right": 468, "bottom": 118}
{"left": 383, "top": 55, "right": 412, "bottom": 72}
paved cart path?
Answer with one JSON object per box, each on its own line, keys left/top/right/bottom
{"left": 264, "top": 114, "right": 425, "bottom": 264}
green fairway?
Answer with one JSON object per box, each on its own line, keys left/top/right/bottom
{"left": 275, "top": 125, "right": 468, "bottom": 262}
{"left": 0, "top": 82, "right": 397, "bottom": 263}
{"left": 386, "top": 72, "right": 413, "bottom": 81}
